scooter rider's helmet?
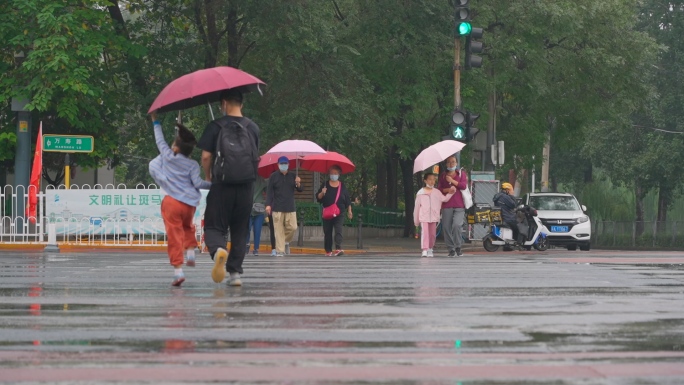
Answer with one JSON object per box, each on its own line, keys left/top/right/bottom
{"left": 501, "top": 182, "right": 513, "bottom": 193}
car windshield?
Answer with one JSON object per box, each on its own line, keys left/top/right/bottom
{"left": 530, "top": 196, "right": 580, "bottom": 211}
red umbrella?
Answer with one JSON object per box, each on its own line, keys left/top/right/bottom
{"left": 300, "top": 152, "right": 355, "bottom": 174}
{"left": 148, "top": 66, "right": 266, "bottom": 113}
{"left": 258, "top": 154, "right": 298, "bottom": 178}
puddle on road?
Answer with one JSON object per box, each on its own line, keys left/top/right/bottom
{"left": 0, "top": 303, "right": 103, "bottom": 312}
{"left": 523, "top": 319, "right": 684, "bottom": 352}
{"left": 0, "top": 339, "right": 444, "bottom": 352}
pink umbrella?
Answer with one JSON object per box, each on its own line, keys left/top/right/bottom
{"left": 413, "top": 140, "right": 466, "bottom": 174}
{"left": 148, "top": 66, "right": 265, "bottom": 113}
{"left": 300, "top": 152, "right": 355, "bottom": 174}
{"left": 258, "top": 154, "right": 298, "bottom": 178}
{"left": 266, "top": 140, "right": 326, "bottom": 176}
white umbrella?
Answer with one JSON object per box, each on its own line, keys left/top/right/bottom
{"left": 413, "top": 140, "right": 466, "bottom": 174}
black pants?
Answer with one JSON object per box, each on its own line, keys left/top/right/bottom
{"left": 268, "top": 214, "right": 276, "bottom": 250}
{"left": 204, "top": 183, "right": 253, "bottom": 274}
{"left": 504, "top": 220, "right": 519, "bottom": 243}
{"left": 323, "top": 215, "right": 344, "bottom": 252}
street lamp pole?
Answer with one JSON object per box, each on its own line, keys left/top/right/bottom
{"left": 12, "top": 52, "right": 31, "bottom": 234}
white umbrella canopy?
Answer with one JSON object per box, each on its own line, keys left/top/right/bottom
{"left": 413, "top": 140, "right": 466, "bottom": 174}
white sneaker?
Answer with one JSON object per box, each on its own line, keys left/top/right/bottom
{"left": 270, "top": 249, "right": 277, "bottom": 256}
{"left": 228, "top": 272, "right": 242, "bottom": 286}
{"left": 285, "top": 243, "right": 291, "bottom": 255}
{"left": 421, "top": 250, "right": 428, "bottom": 258}
{"left": 427, "top": 249, "right": 434, "bottom": 258}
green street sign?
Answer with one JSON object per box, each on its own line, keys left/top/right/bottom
{"left": 43, "top": 135, "right": 94, "bottom": 153}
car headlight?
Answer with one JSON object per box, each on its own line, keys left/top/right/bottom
{"left": 577, "top": 216, "right": 589, "bottom": 224}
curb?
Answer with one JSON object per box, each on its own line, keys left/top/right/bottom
{"left": 0, "top": 243, "right": 480, "bottom": 255}
{"left": 0, "top": 242, "right": 367, "bottom": 255}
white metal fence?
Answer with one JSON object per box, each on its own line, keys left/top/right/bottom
{"left": 1, "top": 184, "right": 177, "bottom": 246}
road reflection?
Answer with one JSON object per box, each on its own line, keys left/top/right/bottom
{"left": 163, "top": 289, "right": 196, "bottom": 352}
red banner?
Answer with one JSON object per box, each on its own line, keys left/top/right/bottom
{"left": 26, "top": 122, "right": 42, "bottom": 223}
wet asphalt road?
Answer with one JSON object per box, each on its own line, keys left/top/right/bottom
{"left": 1, "top": 249, "right": 684, "bottom": 384}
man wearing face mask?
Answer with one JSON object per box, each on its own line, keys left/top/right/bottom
{"left": 265, "top": 157, "right": 303, "bottom": 257}
{"left": 198, "top": 89, "right": 260, "bottom": 286}
{"left": 316, "top": 165, "right": 353, "bottom": 256}
{"left": 438, "top": 156, "right": 468, "bottom": 257}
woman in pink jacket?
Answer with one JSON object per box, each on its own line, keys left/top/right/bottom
{"left": 413, "top": 170, "right": 456, "bottom": 258}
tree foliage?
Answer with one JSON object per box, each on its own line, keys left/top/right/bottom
{"left": 2, "top": 0, "right": 683, "bottom": 227}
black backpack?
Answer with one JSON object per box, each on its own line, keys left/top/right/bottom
{"left": 212, "top": 117, "right": 259, "bottom": 184}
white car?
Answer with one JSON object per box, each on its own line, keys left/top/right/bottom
{"left": 524, "top": 193, "right": 591, "bottom": 251}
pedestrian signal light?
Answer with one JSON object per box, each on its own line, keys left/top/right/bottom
{"left": 452, "top": 125, "right": 466, "bottom": 141}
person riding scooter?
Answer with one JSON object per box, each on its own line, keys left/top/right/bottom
{"left": 493, "top": 183, "right": 520, "bottom": 244}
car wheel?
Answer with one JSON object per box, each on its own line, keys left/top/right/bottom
{"left": 566, "top": 245, "right": 577, "bottom": 251}
{"left": 483, "top": 235, "right": 499, "bottom": 252}
{"left": 579, "top": 243, "right": 591, "bottom": 251}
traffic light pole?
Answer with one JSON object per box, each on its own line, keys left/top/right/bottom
{"left": 454, "top": 35, "right": 462, "bottom": 166}
{"left": 454, "top": 37, "right": 461, "bottom": 110}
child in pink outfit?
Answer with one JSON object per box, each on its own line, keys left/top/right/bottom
{"left": 413, "top": 171, "right": 456, "bottom": 257}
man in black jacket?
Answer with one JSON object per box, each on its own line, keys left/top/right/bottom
{"left": 197, "top": 89, "right": 259, "bottom": 286}
{"left": 493, "top": 182, "right": 520, "bottom": 243}
{"left": 265, "top": 156, "right": 302, "bottom": 257}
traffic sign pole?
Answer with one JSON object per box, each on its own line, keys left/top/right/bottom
{"left": 65, "top": 153, "right": 70, "bottom": 190}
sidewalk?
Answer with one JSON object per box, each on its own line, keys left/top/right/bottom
{"left": 291, "top": 236, "right": 479, "bottom": 255}
{"left": 0, "top": 236, "right": 480, "bottom": 255}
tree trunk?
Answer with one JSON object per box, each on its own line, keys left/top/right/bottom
{"left": 635, "top": 184, "right": 646, "bottom": 237}
{"left": 193, "top": 0, "right": 219, "bottom": 68}
{"left": 657, "top": 186, "right": 669, "bottom": 232}
{"left": 486, "top": 85, "right": 496, "bottom": 170}
{"left": 43, "top": 168, "right": 65, "bottom": 188}
{"left": 399, "top": 158, "right": 415, "bottom": 238}
{"left": 541, "top": 132, "right": 551, "bottom": 192}
{"left": 107, "top": 0, "right": 148, "bottom": 96}
{"left": 226, "top": 2, "right": 239, "bottom": 67}
{"left": 360, "top": 168, "right": 368, "bottom": 206}
{"left": 584, "top": 162, "right": 593, "bottom": 183}
{"left": 375, "top": 159, "right": 387, "bottom": 207}
{"left": 386, "top": 147, "right": 398, "bottom": 209}
{"left": 0, "top": 163, "right": 6, "bottom": 188}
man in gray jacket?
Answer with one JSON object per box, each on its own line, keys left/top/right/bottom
{"left": 265, "top": 156, "right": 302, "bottom": 257}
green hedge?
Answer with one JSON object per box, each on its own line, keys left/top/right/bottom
{"left": 295, "top": 203, "right": 404, "bottom": 228}
{"left": 592, "top": 221, "right": 684, "bottom": 248}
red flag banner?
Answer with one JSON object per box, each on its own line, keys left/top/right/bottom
{"left": 26, "top": 122, "right": 42, "bottom": 223}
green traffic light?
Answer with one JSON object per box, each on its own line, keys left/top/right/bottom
{"left": 452, "top": 125, "right": 465, "bottom": 140}
{"left": 458, "top": 22, "right": 472, "bottom": 36}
